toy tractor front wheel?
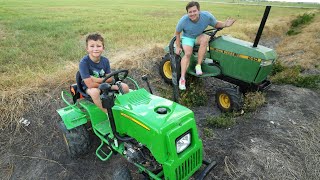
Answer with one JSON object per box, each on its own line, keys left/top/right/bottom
{"left": 159, "top": 53, "right": 181, "bottom": 84}
{"left": 215, "top": 87, "right": 244, "bottom": 112}
{"left": 58, "top": 121, "right": 91, "bottom": 158}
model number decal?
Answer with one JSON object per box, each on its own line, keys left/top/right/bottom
{"left": 211, "top": 47, "right": 263, "bottom": 62}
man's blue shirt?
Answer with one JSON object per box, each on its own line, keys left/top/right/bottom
{"left": 176, "top": 11, "right": 217, "bottom": 39}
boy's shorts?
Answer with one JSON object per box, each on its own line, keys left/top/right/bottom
{"left": 181, "top": 36, "right": 196, "bottom": 47}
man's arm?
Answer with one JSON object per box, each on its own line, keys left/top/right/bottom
{"left": 215, "top": 18, "right": 236, "bottom": 29}
{"left": 175, "top": 31, "right": 182, "bottom": 55}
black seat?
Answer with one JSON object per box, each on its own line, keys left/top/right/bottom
{"left": 76, "top": 71, "right": 90, "bottom": 98}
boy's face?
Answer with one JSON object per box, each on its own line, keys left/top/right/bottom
{"left": 86, "top": 40, "right": 104, "bottom": 60}
{"left": 187, "top": 6, "right": 199, "bottom": 22}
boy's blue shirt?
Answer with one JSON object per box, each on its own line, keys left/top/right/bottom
{"left": 79, "top": 55, "right": 111, "bottom": 90}
{"left": 176, "top": 11, "right": 217, "bottom": 39}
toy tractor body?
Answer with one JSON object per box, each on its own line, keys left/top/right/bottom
{"left": 159, "top": 6, "right": 277, "bottom": 112}
{"left": 57, "top": 70, "right": 215, "bottom": 180}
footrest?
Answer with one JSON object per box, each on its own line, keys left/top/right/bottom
{"left": 96, "top": 140, "right": 113, "bottom": 161}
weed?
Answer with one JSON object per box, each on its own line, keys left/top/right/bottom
{"left": 271, "top": 65, "right": 320, "bottom": 89}
{"left": 203, "top": 127, "right": 214, "bottom": 138}
{"left": 287, "top": 13, "right": 315, "bottom": 35}
{"left": 243, "top": 91, "right": 266, "bottom": 112}
{"left": 179, "top": 76, "right": 207, "bottom": 107}
{"left": 206, "top": 114, "right": 235, "bottom": 128}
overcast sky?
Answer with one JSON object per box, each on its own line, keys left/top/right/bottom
{"left": 267, "top": 0, "right": 320, "bottom": 3}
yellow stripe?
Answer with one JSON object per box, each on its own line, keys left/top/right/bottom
{"left": 121, "top": 113, "right": 150, "bottom": 131}
{"left": 210, "top": 47, "right": 262, "bottom": 62}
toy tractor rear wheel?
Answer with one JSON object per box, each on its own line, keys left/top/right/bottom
{"left": 112, "top": 165, "right": 132, "bottom": 180}
{"left": 159, "top": 53, "right": 180, "bottom": 84}
{"left": 215, "top": 87, "right": 244, "bottom": 112}
{"left": 58, "top": 121, "right": 91, "bottom": 158}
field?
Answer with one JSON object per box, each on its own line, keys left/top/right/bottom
{"left": 0, "top": 0, "right": 319, "bottom": 179}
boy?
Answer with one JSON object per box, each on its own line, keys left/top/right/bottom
{"left": 79, "top": 33, "right": 129, "bottom": 113}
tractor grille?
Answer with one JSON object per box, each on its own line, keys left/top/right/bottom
{"left": 128, "top": 91, "right": 151, "bottom": 105}
{"left": 175, "top": 149, "right": 201, "bottom": 180}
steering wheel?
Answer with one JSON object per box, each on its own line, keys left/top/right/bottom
{"left": 102, "top": 69, "right": 129, "bottom": 84}
{"left": 99, "top": 69, "right": 129, "bottom": 94}
{"left": 203, "top": 28, "right": 222, "bottom": 38}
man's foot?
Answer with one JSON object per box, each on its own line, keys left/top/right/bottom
{"left": 195, "top": 64, "right": 203, "bottom": 75}
{"left": 179, "top": 78, "right": 186, "bottom": 90}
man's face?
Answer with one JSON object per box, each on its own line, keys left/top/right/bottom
{"left": 187, "top": 6, "right": 199, "bottom": 22}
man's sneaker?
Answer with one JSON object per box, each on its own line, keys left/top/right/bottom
{"left": 179, "top": 78, "right": 186, "bottom": 90}
{"left": 195, "top": 64, "right": 203, "bottom": 75}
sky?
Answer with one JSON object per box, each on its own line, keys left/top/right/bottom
{"left": 267, "top": 0, "right": 320, "bottom": 3}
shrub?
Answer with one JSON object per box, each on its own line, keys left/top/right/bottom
{"left": 206, "top": 114, "right": 235, "bottom": 128}
{"left": 179, "top": 76, "right": 207, "bottom": 107}
{"left": 287, "top": 13, "right": 315, "bottom": 36}
{"left": 243, "top": 91, "right": 266, "bottom": 112}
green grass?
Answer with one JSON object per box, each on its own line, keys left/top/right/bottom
{"left": 287, "top": 13, "right": 315, "bottom": 35}
{"left": 271, "top": 62, "right": 320, "bottom": 89}
{"left": 206, "top": 113, "right": 236, "bottom": 128}
{"left": 0, "top": 0, "right": 316, "bottom": 86}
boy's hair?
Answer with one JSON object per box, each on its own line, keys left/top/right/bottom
{"left": 86, "top": 33, "right": 104, "bottom": 47}
{"left": 186, "top": 1, "right": 200, "bottom": 12}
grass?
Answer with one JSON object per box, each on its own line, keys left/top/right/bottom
{"left": 206, "top": 113, "right": 236, "bottom": 128}
{"left": 0, "top": 0, "right": 318, "bottom": 128}
{"left": 271, "top": 62, "right": 320, "bottom": 89}
{"left": 287, "top": 13, "right": 315, "bottom": 35}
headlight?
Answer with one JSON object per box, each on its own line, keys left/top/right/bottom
{"left": 260, "top": 59, "right": 273, "bottom": 66}
{"left": 176, "top": 132, "right": 191, "bottom": 153}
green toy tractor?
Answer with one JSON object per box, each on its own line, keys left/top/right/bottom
{"left": 56, "top": 69, "right": 216, "bottom": 179}
{"left": 159, "top": 6, "right": 277, "bottom": 112}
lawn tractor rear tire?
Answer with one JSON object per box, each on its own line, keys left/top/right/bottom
{"left": 159, "top": 53, "right": 181, "bottom": 84}
{"left": 215, "top": 87, "right": 244, "bottom": 112}
{"left": 112, "top": 165, "right": 132, "bottom": 180}
{"left": 58, "top": 121, "right": 91, "bottom": 158}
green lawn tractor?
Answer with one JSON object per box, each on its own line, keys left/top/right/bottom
{"left": 56, "top": 70, "right": 216, "bottom": 180}
{"left": 159, "top": 6, "right": 277, "bottom": 112}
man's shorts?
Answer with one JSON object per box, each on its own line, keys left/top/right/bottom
{"left": 181, "top": 36, "right": 196, "bottom": 47}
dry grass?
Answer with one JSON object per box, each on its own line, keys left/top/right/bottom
{"left": 276, "top": 10, "right": 320, "bottom": 70}
{"left": 0, "top": 45, "right": 166, "bottom": 130}
{"left": 0, "top": 62, "right": 77, "bottom": 130}
{"left": 243, "top": 91, "right": 266, "bottom": 112}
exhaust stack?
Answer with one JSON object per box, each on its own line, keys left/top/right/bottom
{"left": 253, "top": 6, "right": 271, "bottom": 48}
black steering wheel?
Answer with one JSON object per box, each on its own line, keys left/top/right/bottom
{"left": 203, "top": 28, "right": 222, "bottom": 38}
{"left": 99, "top": 69, "right": 129, "bottom": 94}
{"left": 102, "top": 69, "right": 129, "bottom": 84}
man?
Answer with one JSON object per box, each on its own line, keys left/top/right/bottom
{"left": 175, "top": 1, "right": 235, "bottom": 90}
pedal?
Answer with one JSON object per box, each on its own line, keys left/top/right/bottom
{"left": 96, "top": 140, "right": 113, "bottom": 161}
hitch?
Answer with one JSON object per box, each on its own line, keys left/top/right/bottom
{"left": 196, "top": 160, "right": 217, "bottom": 180}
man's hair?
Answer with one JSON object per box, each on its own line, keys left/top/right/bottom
{"left": 86, "top": 33, "right": 104, "bottom": 47}
{"left": 186, "top": 1, "right": 200, "bottom": 12}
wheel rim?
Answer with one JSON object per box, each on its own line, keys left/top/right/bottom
{"left": 219, "top": 94, "right": 231, "bottom": 109}
{"left": 163, "top": 61, "right": 172, "bottom": 79}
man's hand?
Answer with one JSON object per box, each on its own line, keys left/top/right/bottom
{"left": 175, "top": 46, "right": 182, "bottom": 55}
{"left": 225, "top": 17, "right": 236, "bottom": 27}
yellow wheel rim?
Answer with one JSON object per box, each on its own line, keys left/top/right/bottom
{"left": 219, "top": 94, "right": 231, "bottom": 109}
{"left": 163, "top": 61, "right": 172, "bottom": 79}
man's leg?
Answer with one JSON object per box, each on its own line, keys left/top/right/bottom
{"left": 195, "top": 34, "right": 210, "bottom": 75}
{"left": 179, "top": 45, "right": 193, "bottom": 90}
{"left": 86, "top": 88, "right": 107, "bottom": 113}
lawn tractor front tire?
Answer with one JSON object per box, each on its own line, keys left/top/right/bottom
{"left": 58, "top": 121, "right": 91, "bottom": 158}
{"left": 112, "top": 165, "right": 132, "bottom": 180}
{"left": 159, "top": 53, "right": 181, "bottom": 84}
{"left": 215, "top": 87, "right": 244, "bottom": 112}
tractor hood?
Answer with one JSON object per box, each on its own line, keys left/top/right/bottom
{"left": 111, "top": 88, "right": 198, "bottom": 163}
